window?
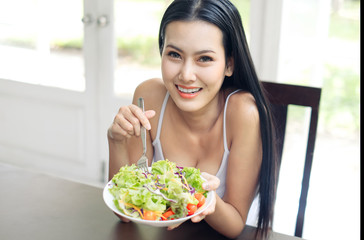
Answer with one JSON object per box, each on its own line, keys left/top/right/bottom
{"left": 0, "top": 0, "right": 85, "bottom": 91}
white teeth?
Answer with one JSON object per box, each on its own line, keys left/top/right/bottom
{"left": 177, "top": 86, "right": 201, "bottom": 93}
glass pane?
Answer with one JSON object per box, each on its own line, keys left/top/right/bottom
{"left": 274, "top": 1, "right": 360, "bottom": 238}
{"left": 231, "top": 0, "right": 251, "bottom": 41}
{"left": 277, "top": 0, "right": 331, "bottom": 87}
{"left": 0, "top": 0, "right": 85, "bottom": 91}
{"left": 114, "top": 0, "right": 167, "bottom": 96}
{"left": 114, "top": 0, "right": 251, "bottom": 97}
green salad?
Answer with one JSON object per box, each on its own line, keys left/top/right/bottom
{"left": 109, "top": 159, "right": 208, "bottom": 221}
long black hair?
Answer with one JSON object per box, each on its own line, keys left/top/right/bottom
{"left": 158, "top": 0, "right": 278, "bottom": 237}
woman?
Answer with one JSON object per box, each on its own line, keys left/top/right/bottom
{"left": 108, "top": 0, "right": 278, "bottom": 238}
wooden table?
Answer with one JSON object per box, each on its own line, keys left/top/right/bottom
{"left": 0, "top": 163, "right": 303, "bottom": 240}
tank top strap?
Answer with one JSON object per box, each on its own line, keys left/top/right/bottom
{"left": 154, "top": 91, "right": 169, "bottom": 141}
{"left": 223, "top": 89, "right": 241, "bottom": 151}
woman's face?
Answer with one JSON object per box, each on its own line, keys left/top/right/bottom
{"left": 161, "top": 20, "right": 233, "bottom": 113}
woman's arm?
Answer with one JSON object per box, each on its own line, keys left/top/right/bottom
{"left": 193, "top": 92, "right": 262, "bottom": 239}
{"left": 107, "top": 80, "right": 162, "bottom": 180}
{"left": 108, "top": 134, "right": 129, "bottom": 180}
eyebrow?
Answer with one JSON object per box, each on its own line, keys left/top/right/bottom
{"left": 165, "top": 44, "right": 216, "bottom": 55}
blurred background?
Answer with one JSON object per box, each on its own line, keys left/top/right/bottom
{"left": 0, "top": 0, "right": 360, "bottom": 239}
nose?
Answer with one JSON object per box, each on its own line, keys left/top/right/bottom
{"left": 179, "top": 60, "right": 197, "bottom": 82}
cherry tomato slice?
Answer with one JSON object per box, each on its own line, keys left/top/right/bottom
{"left": 162, "top": 209, "right": 175, "bottom": 220}
{"left": 194, "top": 193, "right": 206, "bottom": 208}
{"left": 187, "top": 203, "right": 197, "bottom": 216}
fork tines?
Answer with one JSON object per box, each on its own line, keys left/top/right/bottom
{"left": 138, "top": 158, "right": 148, "bottom": 172}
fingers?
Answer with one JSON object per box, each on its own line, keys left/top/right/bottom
{"left": 113, "top": 212, "right": 130, "bottom": 222}
{"left": 191, "top": 174, "right": 218, "bottom": 224}
{"left": 121, "top": 104, "right": 143, "bottom": 135}
{"left": 109, "top": 104, "right": 155, "bottom": 141}
{"left": 140, "top": 110, "right": 156, "bottom": 130}
{"left": 167, "top": 222, "right": 182, "bottom": 230}
{"left": 191, "top": 214, "right": 206, "bottom": 223}
{"left": 126, "top": 107, "right": 155, "bottom": 132}
{"left": 201, "top": 172, "right": 220, "bottom": 191}
{"left": 115, "top": 107, "right": 140, "bottom": 136}
{"left": 191, "top": 191, "right": 216, "bottom": 223}
{"left": 120, "top": 216, "right": 131, "bottom": 222}
{"left": 144, "top": 110, "right": 156, "bottom": 119}
{"left": 168, "top": 174, "right": 219, "bottom": 229}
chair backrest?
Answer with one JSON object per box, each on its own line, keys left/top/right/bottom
{"left": 261, "top": 81, "right": 322, "bottom": 238}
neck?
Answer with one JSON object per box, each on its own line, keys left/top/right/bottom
{"left": 173, "top": 93, "right": 225, "bottom": 134}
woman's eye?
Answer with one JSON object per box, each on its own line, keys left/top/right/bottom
{"left": 199, "top": 56, "right": 213, "bottom": 62}
{"left": 167, "top": 51, "right": 181, "bottom": 59}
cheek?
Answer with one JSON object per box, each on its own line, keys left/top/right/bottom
{"left": 161, "top": 59, "right": 178, "bottom": 83}
{"left": 200, "top": 65, "right": 226, "bottom": 85}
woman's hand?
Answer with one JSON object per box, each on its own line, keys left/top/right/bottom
{"left": 168, "top": 172, "right": 220, "bottom": 230}
{"left": 108, "top": 104, "right": 155, "bottom": 142}
{"left": 190, "top": 172, "right": 220, "bottom": 222}
{"left": 113, "top": 212, "right": 130, "bottom": 223}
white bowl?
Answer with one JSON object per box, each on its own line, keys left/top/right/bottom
{"left": 103, "top": 180, "right": 214, "bottom": 227}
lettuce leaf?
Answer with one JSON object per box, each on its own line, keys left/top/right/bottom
{"left": 151, "top": 159, "right": 177, "bottom": 175}
{"left": 182, "top": 167, "right": 205, "bottom": 195}
{"left": 109, "top": 159, "right": 207, "bottom": 220}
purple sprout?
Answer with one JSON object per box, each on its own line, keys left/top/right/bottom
{"left": 189, "top": 186, "right": 195, "bottom": 194}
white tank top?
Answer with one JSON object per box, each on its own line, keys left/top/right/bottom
{"left": 152, "top": 90, "right": 240, "bottom": 197}
{"left": 151, "top": 90, "right": 259, "bottom": 225}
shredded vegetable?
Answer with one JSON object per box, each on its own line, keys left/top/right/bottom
{"left": 109, "top": 159, "right": 207, "bottom": 221}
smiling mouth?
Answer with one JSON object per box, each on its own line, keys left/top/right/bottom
{"left": 176, "top": 85, "right": 202, "bottom": 94}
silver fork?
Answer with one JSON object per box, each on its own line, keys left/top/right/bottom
{"left": 137, "top": 97, "right": 149, "bottom": 172}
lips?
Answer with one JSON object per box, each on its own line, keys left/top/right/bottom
{"left": 176, "top": 85, "right": 202, "bottom": 99}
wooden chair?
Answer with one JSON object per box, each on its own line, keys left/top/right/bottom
{"left": 261, "top": 81, "right": 322, "bottom": 237}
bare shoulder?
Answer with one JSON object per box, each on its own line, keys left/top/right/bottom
{"left": 226, "top": 91, "right": 259, "bottom": 122}
{"left": 225, "top": 91, "right": 260, "bottom": 141}
{"left": 133, "top": 78, "right": 167, "bottom": 133}
{"left": 133, "top": 78, "right": 167, "bottom": 109}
